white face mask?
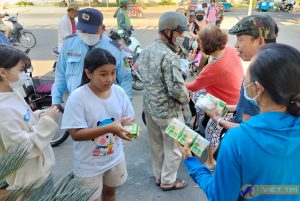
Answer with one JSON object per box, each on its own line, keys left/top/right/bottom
{"left": 79, "top": 32, "right": 100, "bottom": 46}
{"left": 7, "top": 71, "right": 28, "bottom": 97}
{"left": 175, "top": 36, "right": 185, "bottom": 47}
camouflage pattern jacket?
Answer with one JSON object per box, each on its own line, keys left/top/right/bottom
{"left": 138, "top": 39, "right": 189, "bottom": 119}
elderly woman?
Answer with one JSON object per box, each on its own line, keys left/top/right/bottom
{"left": 180, "top": 43, "right": 300, "bottom": 201}
{"left": 185, "top": 25, "right": 244, "bottom": 170}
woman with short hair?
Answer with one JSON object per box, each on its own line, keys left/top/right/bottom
{"left": 185, "top": 25, "right": 244, "bottom": 170}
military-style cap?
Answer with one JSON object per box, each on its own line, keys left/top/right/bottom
{"left": 229, "top": 15, "right": 278, "bottom": 39}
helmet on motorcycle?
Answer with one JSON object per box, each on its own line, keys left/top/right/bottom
{"left": 195, "top": 7, "right": 205, "bottom": 14}
{"left": 158, "top": 11, "right": 189, "bottom": 32}
{"left": 119, "top": 0, "right": 130, "bottom": 7}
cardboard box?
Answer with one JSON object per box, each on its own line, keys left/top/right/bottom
{"left": 165, "top": 118, "right": 209, "bottom": 157}
{"left": 195, "top": 93, "right": 228, "bottom": 117}
{"left": 124, "top": 124, "right": 140, "bottom": 139}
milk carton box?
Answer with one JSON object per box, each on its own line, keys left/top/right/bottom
{"left": 177, "top": 126, "right": 197, "bottom": 146}
{"left": 165, "top": 118, "right": 209, "bottom": 157}
{"left": 190, "top": 135, "right": 210, "bottom": 157}
{"left": 124, "top": 124, "right": 140, "bottom": 139}
{"left": 195, "top": 93, "right": 228, "bottom": 117}
{"left": 165, "top": 118, "right": 186, "bottom": 140}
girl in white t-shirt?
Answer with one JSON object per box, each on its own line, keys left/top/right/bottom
{"left": 0, "top": 46, "right": 60, "bottom": 189}
{"left": 62, "top": 48, "right": 134, "bottom": 201}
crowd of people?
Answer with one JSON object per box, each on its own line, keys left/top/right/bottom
{"left": 0, "top": 2, "right": 299, "bottom": 201}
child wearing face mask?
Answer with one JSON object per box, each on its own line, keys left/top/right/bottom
{"left": 62, "top": 48, "right": 135, "bottom": 201}
{"left": 0, "top": 46, "right": 60, "bottom": 189}
{"left": 189, "top": 8, "right": 207, "bottom": 54}
{"left": 190, "top": 8, "right": 206, "bottom": 42}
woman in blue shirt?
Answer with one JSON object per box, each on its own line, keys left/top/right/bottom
{"left": 180, "top": 43, "right": 300, "bottom": 201}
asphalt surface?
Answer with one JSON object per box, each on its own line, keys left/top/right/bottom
{"left": 5, "top": 6, "right": 300, "bottom": 201}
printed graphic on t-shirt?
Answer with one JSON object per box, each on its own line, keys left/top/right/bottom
{"left": 23, "top": 109, "right": 31, "bottom": 122}
{"left": 93, "top": 118, "right": 118, "bottom": 156}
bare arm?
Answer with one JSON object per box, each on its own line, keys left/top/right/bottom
{"left": 218, "top": 119, "right": 240, "bottom": 130}
{"left": 69, "top": 119, "right": 132, "bottom": 141}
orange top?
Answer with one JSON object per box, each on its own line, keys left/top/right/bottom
{"left": 185, "top": 46, "right": 244, "bottom": 105}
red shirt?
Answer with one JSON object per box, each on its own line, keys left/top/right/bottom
{"left": 185, "top": 46, "right": 244, "bottom": 105}
{"left": 71, "top": 19, "right": 76, "bottom": 34}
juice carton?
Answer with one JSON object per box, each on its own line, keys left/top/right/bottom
{"left": 165, "top": 118, "right": 210, "bottom": 158}
{"left": 189, "top": 135, "right": 210, "bottom": 157}
{"left": 195, "top": 93, "right": 228, "bottom": 117}
{"left": 165, "top": 118, "right": 186, "bottom": 140}
{"left": 124, "top": 124, "right": 140, "bottom": 139}
{"left": 177, "top": 126, "right": 197, "bottom": 146}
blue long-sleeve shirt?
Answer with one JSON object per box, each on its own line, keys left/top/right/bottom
{"left": 51, "top": 34, "right": 132, "bottom": 104}
{"left": 185, "top": 112, "right": 300, "bottom": 201}
{"left": 0, "top": 32, "right": 10, "bottom": 45}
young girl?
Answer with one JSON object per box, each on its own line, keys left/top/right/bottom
{"left": 62, "top": 48, "right": 134, "bottom": 201}
{"left": 0, "top": 46, "right": 60, "bottom": 189}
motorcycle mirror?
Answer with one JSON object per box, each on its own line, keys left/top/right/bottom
{"left": 24, "top": 49, "right": 30, "bottom": 55}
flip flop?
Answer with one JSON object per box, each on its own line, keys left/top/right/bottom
{"left": 161, "top": 179, "right": 188, "bottom": 191}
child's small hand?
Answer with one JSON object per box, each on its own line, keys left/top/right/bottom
{"left": 111, "top": 120, "right": 132, "bottom": 141}
{"left": 42, "top": 106, "right": 61, "bottom": 121}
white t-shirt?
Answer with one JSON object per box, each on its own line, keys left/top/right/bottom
{"left": 62, "top": 84, "right": 134, "bottom": 177}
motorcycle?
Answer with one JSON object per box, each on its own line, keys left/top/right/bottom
{"left": 109, "top": 29, "right": 144, "bottom": 91}
{"left": 16, "top": 48, "right": 69, "bottom": 147}
{"left": 1, "top": 13, "right": 36, "bottom": 48}
{"left": 276, "top": 0, "right": 296, "bottom": 12}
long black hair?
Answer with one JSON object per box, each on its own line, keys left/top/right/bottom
{"left": 249, "top": 43, "right": 300, "bottom": 116}
{"left": 0, "top": 46, "right": 31, "bottom": 71}
{"left": 81, "top": 48, "right": 116, "bottom": 86}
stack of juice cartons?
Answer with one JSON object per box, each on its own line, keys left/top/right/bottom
{"left": 195, "top": 93, "right": 228, "bottom": 117}
{"left": 165, "top": 118, "right": 210, "bottom": 157}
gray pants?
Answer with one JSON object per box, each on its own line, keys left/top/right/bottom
{"left": 144, "top": 112, "right": 183, "bottom": 184}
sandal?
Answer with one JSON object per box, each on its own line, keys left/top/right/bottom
{"left": 160, "top": 179, "right": 188, "bottom": 191}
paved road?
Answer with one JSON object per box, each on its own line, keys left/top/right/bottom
{"left": 7, "top": 6, "right": 300, "bottom": 201}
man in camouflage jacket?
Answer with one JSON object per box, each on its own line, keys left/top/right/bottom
{"left": 137, "top": 11, "right": 190, "bottom": 191}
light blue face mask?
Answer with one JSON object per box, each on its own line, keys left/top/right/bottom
{"left": 243, "top": 81, "right": 261, "bottom": 106}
